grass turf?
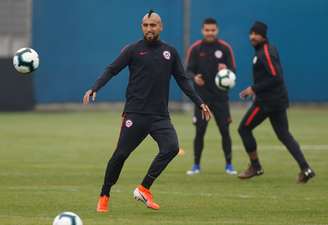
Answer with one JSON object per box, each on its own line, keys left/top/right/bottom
{"left": 0, "top": 107, "right": 327, "bottom": 225}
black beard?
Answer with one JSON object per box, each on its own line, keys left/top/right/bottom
{"left": 252, "top": 40, "right": 266, "bottom": 50}
{"left": 203, "top": 37, "right": 217, "bottom": 43}
{"left": 144, "top": 34, "right": 160, "bottom": 42}
{"left": 251, "top": 41, "right": 258, "bottom": 47}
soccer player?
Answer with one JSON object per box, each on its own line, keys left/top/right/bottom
{"left": 238, "top": 21, "right": 315, "bottom": 183}
{"left": 83, "top": 10, "right": 211, "bottom": 212}
{"left": 185, "top": 18, "right": 237, "bottom": 175}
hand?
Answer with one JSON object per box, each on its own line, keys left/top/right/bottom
{"left": 194, "top": 74, "right": 205, "bottom": 86}
{"left": 83, "top": 89, "right": 96, "bottom": 104}
{"left": 178, "top": 148, "right": 185, "bottom": 156}
{"left": 200, "top": 104, "right": 212, "bottom": 121}
{"left": 239, "top": 87, "right": 255, "bottom": 100}
{"left": 218, "top": 63, "right": 227, "bottom": 71}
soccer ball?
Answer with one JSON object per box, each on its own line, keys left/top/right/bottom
{"left": 215, "top": 69, "right": 236, "bottom": 91}
{"left": 13, "top": 47, "right": 39, "bottom": 74}
{"left": 52, "top": 212, "right": 83, "bottom": 225}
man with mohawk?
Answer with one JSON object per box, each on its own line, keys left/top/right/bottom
{"left": 83, "top": 10, "right": 211, "bottom": 212}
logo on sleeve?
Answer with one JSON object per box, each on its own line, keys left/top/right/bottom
{"left": 215, "top": 50, "right": 223, "bottom": 59}
{"left": 139, "top": 51, "right": 148, "bottom": 56}
{"left": 125, "top": 119, "right": 133, "bottom": 128}
{"left": 253, "top": 56, "right": 258, "bottom": 64}
{"left": 163, "top": 51, "right": 171, "bottom": 60}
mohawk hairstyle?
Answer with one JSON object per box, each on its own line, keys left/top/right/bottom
{"left": 147, "top": 9, "right": 155, "bottom": 18}
{"left": 203, "top": 17, "right": 218, "bottom": 26}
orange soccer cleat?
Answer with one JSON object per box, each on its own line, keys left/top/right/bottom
{"left": 96, "top": 195, "right": 110, "bottom": 213}
{"left": 133, "top": 185, "right": 160, "bottom": 210}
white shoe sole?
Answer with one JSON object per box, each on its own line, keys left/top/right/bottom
{"left": 134, "top": 188, "right": 153, "bottom": 208}
{"left": 186, "top": 170, "right": 200, "bottom": 175}
{"left": 133, "top": 188, "right": 160, "bottom": 209}
{"left": 134, "top": 188, "right": 146, "bottom": 203}
{"left": 225, "top": 170, "right": 238, "bottom": 175}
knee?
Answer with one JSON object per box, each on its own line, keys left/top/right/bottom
{"left": 164, "top": 141, "right": 179, "bottom": 157}
{"left": 172, "top": 148, "right": 179, "bottom": 157}
{"left": 238, "top": 124, "right": 249, "bottom": 137}
{"left": 219, "top": 124, "right": 230, "bottom": 138}
{"left": 195, "top": 126, "right": 206, "bottom": 138}
{"left": 171, "top": 143, "right": 180, "bottom": 156}
{"left": 111, "top": 149, "right": 130, "bottom": 162}
{"left": 276, "top": 131, "right": 292, "bottom": 144}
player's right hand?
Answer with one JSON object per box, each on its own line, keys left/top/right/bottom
{"left": 200, "top": 104, "right": 212, "bottom": 121}
{"left": 239, "top": 86, "right": 254, "bottom": 100}
{"left": 83, "top": 89, "right": 96, "bottom": 104}
{"left": 194, "top": 74, "right": 205, "bottom": 86}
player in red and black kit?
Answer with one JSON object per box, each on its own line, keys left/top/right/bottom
{"left": 238, "top": 21, "right": 315, "bottom": 183}
{"left": 83, "top": 11, "right": 211, "bottom": 212}
{"left": 186, "top": 18, "right": 237, "bottom": 175}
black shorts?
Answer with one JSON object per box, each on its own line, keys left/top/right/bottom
{"left": 193, "top": 101, "right": 231, "bottom": 126}
{"left": 239, "top": 103, "right": 288, "bottom": 130}
{"left": 118, "top": 113, "right": 179, "bottom": 152}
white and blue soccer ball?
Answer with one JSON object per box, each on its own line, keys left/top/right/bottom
{"left": 52, "top": 212, "right": 83, "bottom": 225}
{"left": 13, "top": 47, "right": 39, "bottom": 74}
{"left": 215, "top": 69, "right": 236, "bottom": 91}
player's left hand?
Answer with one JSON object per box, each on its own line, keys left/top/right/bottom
{"left": 218, "top": 63, "right": 227, "bottom": 71}
{"left": 239, "top": 86, "right": 255, "bottom": 100}
{"left": 200, "top": 104, "right": 212, "bottom": 121}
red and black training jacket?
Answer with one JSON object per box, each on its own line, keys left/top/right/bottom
{"left": 251, "top": 42, "right": 289, "bottom": 110}
{"left": 186, "top": 39, "right": 236, "bottom": 103}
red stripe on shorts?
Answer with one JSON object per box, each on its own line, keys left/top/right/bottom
{"left": 245, "top": 107, "right": 260, "bottom": 126}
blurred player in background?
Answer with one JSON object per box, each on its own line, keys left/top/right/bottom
{"left": 83, "top": 10, "right": 211, "bottom": 212}
{"left": 238, "top": 21, "right": 315, "bottom": 183}
{"left": 186, "top": 18, "right": 237, "bottom": 175}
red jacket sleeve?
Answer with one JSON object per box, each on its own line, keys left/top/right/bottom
{"left": 185, "top": 40, "right": 201, "bottom": 78}
{"left": 219, "top": 40, "right": 237, "bottom": 73}
{"left": 252, "top": 44, "right": 283, "bottom": 93}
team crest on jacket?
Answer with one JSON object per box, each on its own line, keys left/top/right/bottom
{"left": 253, "top": 56, "right": 258, "bottom": 64}
{"left": 215, "top": 50, "right": 223, "bottom": 59}
{"left": 125, "top": 119, "right": 133, "bottom": 128}
{"left": 163, "top": 51, "right": 171, "bottom": 60}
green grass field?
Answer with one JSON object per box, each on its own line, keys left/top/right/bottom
{"left": 1, "top": 107, "right": 327, "bottom": 225}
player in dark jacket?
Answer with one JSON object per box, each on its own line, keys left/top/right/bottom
{"left": 186, "top": 18, "right": 237, "bottom": 175}
{"left": 238, "top": 21, "right": 315, "bottom": 183}
{"left": 83, "top": 11, "right": 211, "bottom": 212}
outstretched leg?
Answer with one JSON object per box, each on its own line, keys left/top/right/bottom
{"left": 100, "top": 114, "right": 148, "bottom": 196}
{"left": 141, "top": 116, "right": 179, "bottom": 189}
{"left": 269, "top": 109, "right": 315, "bottom": 183}
{"left": 133, "top": 116, "right": 179, "bottom": 210}
{"left": 269, "top": 109, "right": 310, "bottom": 169}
